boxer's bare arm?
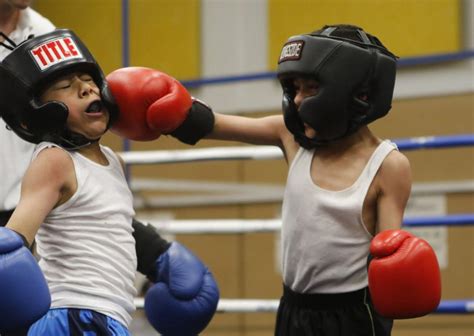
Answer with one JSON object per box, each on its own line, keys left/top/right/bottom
{"left": 6, "top": 147, "right": 76, "bottom": 245}
{"left": 375, "top": 150, "right": 412, "bottom": 234}
{"left": 208, "top": 113, "right": 299, "bottom": 163}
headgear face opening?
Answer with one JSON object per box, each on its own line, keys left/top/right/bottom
{"left": 277, "top": 25, "right": 397, "bottom": 148}
{"left": 0, "top": 29, "right": 118, "bottom": 149}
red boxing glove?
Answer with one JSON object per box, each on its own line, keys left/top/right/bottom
{"left": 106, "top": 67, "right": 192, "bottom": 141}
{"left": 368, "top": 229, "right": 441, "bottom": 319}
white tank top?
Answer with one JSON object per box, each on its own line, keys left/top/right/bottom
{"left": 281, "top": 140, "right": 397, "bottom": 294}
{"left": 33, "top": 142, "right": 137, "bottom": 327}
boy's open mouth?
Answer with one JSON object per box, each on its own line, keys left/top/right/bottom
{"left": 85, "top": 100, "right": 103, "bottom": 113}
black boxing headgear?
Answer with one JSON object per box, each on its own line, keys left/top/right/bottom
{"left": 277, "top": 25, "right": 397, "bottom": 148}
{"left": 0, "top": 29, "right": 118, "bottom": 149}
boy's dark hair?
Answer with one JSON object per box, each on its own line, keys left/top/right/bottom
{"left": 312, "top": 24, "right": 394, "bottom": 57}
{"left": 316, "top": 24, "right": 365, "bottom": 40}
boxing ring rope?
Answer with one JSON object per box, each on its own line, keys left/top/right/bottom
{"left": 133, "top": 298, "right": 474, "bottom": 314}
{"left": 136, "top": 214, "right": 474, "bottom": 235}
{"left": 129, "top": 179, "right": 474, "bottom": 209}
{"left": 403, "top": 214, "right": 474, "bottom": 228}
{"left": 120, "top": 133, "right": 474, "bottom": 165}
{"left": 179, "top": 50, "right": 474, "bottom": 88}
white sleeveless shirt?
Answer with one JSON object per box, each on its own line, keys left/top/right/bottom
{"left": 281, "top": 140, "right": 397, "bottom": 294}
{"left": 33, "top": 142, "right": 137, "bottom": 327}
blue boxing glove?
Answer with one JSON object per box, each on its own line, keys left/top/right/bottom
{"left": 0, "top": 227, "right": 51, "bottom": 333}
{"left": 144, "top": 242, "right": 219, "bottom": 335}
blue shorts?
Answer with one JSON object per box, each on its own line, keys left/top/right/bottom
{"left": 27, "top": 308, "right": 130, "bottom": 336}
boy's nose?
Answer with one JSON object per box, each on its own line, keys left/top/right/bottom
{"left": 80, "top": 83, "right": 95, "bottom": 97}
{"left": 294, "top": 92, "right": 305, "bottom": 107}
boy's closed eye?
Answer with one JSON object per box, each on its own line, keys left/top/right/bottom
{"left": 79, "top": 74, "right": 94, "bottom": 82}
{"left": 56, "top": 80, "right": 72, "bottom": 90}
{"left": 51, "top": 74, "right": 95, "bottom": 91}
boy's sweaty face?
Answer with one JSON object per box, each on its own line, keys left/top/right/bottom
{"left": 40, "top": 71, "right": 109, "bottom": 140}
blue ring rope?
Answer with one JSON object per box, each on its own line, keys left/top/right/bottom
{"left": 435, "top": 300, "right": 474, "bottom": 314}
{"left": 120, "top": 0, "right": 130, "bottom": 69}
{"left": 121, "top": 0, "right": 131, "bottom": 178}
{"left": 394, "top": 134, "right": 474, "bottom": 151}
{"left": 181, "top": 50, "right": 474, "bottom": 88}
{"left": 399, "top": 50, "right": 474, "bottom": 67}
{"left": 403, "top": 214, "right": 474, "bottom": 227}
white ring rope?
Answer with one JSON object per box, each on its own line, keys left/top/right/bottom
{"left": 138, "top": 216, "right": 473, "bottom": 235}
{"left": 120, "top": 146, "right": 282, "bottom": 165}
{"left": 133, "top": 298, "right": 474, "bottom": 314}
{"left": 131, "top": 178, "right": 474, "bottom": 195}
{"left": 139, "top": 218, "right": 281, "bottom": 234}
{"left": 133, "top": 298, "right": 280, "bottom": 313}
{"left": 120, "top": 133, "right": 474, "bottom": 165}
{"left": 131, "top": 179, "right": 474, "bottom": 209}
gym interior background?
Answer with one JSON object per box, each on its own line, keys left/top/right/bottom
{"left": 32, "top": 0, "right": 473, "bottom": 335}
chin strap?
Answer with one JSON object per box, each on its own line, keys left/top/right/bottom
{"left": 0, "top": 32, "right": 16, "bottom": 50}
{"left": 41, "top": 127, "right": 101, "bottom": 150}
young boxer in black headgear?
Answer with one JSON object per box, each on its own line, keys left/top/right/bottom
{"left": 216, "top": 24, "right": 440, "bottom": 335}
{"left": 0, "top": 29, "right": 219, "bottom": 336}
{"left": 0, "top": 15, "right": 218, "bottom": 335}
{"left": 123, "top": 24, "right": 440, "bottom": 336}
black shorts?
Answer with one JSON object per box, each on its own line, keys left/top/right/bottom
{"left": 275, "top": 285, "right": 393, "bottom": 336}
{"left": 0, "top": 209, "right": 14, "bottom": 227}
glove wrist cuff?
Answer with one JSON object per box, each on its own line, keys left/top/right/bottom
{"left": 170, "top": 98, "right": 215, "bottom": 145}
